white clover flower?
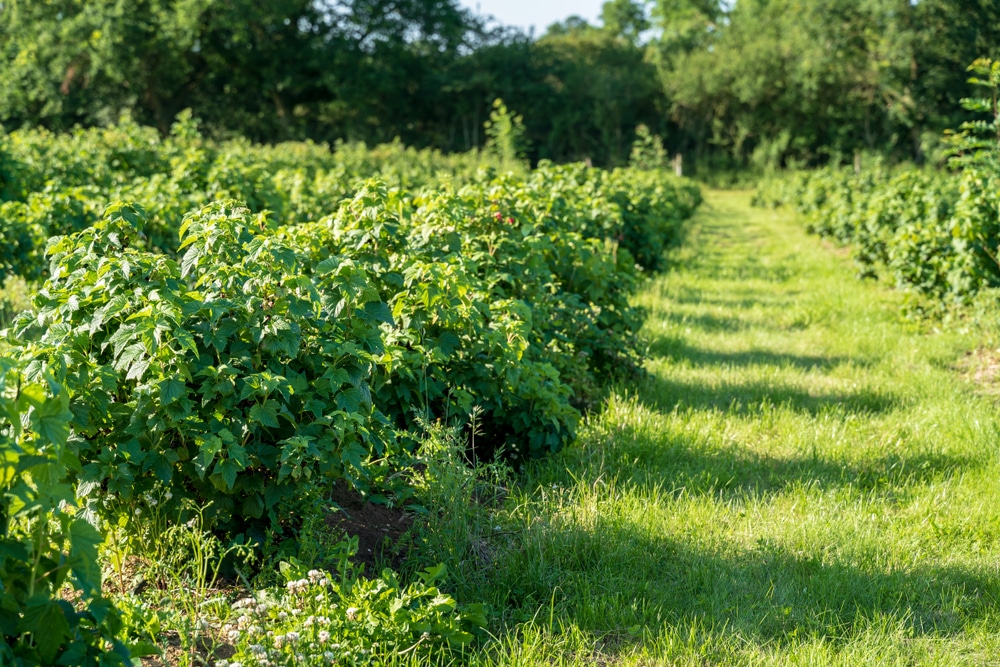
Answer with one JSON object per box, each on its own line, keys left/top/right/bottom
{"left": 308, "top": 569, "right": 323, "bottom": 583}
{"left": 304, "top": 616, "right": 315, "bottom": 627}
{"left": 315, "top": 594, "right": 324, "bottom": 602}
{"left": 345, "top": 607, "right": 359, "bottom": 621}
{"left": 318, "top": 631, "right": 330, "bottom": 643}
{"left": 319, "top": 578, "right": 329, "bottom": 587}
{"left": 278, "top": 611, "right": 288, "bottom": 620}
{"left": 273, "top": 634, "right": 285, "bottom": 648}
{"left": 249, "top": 644, "right": 266, "bottom": 655}
{"left": 324, "top": 652, "right": 337, "bottom": 663}
{"left": 286, "top": 631, "right": 300, "bottom": 644}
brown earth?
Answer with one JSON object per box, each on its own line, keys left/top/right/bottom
{"left": 326, "top": 481, "right": 416, "bottom": 574}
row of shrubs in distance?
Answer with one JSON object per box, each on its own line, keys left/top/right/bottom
{"left": 753, "top": 162, "right": 1000, "bottom": 305}
{"left": 2, "top": 160, "right": 699, "bottom": 662}
{"left": 0, "top": 113, "right": 496, "bottom": 276}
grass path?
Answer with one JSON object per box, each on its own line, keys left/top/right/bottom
{"left": 466, "top": 190, "right": 1000, "bottom": 666}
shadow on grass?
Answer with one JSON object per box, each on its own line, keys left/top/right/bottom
{"left": 648, "top": 311, "right": 778, "bottom": 334}
{"left": 491, "top": 432, "right": 989, "bottom": 655}
{"left": 489, "top": 513, "right": 998, "bottom": 651}
{"left": 646, "top": 337, "right": 860, "bottom": 370}
{"left": 584, "top": 419, "right": 974, "bottom": 499}
{"left": 637, "top": 372, "right": 898, "bottom": 418}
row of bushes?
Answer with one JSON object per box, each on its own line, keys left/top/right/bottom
{"left": 0, "top": 114, "right": 495, "bottom": 276}
{"left": 1, "top": 122, "right": 700, "bottom": 663}
{"left": 752, "top": 58, "right": 1000, "bottom": 309}
{"left": 753, "top": 162, "right": 999, "bottom": 306}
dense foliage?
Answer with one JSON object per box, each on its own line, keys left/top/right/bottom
{"left": 0, "top": 361, "right": 130, "bottom": 666}
{"left": 753, "top": 59, "right": 1000, "bottom": 307}
{"left": 0, "top": 119, "right": 700, "bottom": 662}
{"left": 2, "top": 0, "right": 997, "bottom": 170}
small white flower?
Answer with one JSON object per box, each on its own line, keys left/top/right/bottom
{"left": 278, "top": 611, "right": 288, "bottom": 620}
{"left": 286, "top": 631, "right": 300, "bottom": 644}
{"left": 345, "top": 607, "right": 359, "bottom": 621}
{"left": 308, "top": 569, "right": 323, "bottom": 583}
{"left": 318, "top": 630, "right": 330, "bottom": 643}
{"left": 324, "top": 652, "right": 336, "bottom": 663}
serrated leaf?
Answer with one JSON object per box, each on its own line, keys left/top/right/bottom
{"left": 159, "top": 378, "right": 187, "bottom": 405}
{"left": 363, "top": 300, "right": 394, "bottom": 324}
{"left": 336, "top": 387, "right": 363, "bottom": 413}
{"left": 69, "top": 519, "right": 103, "bottom": 596}
{"left": 18, "top": 597, "right": 72, "bottom": 662}
{"left": 32, "top": 393, "right": 72, "bottom": 446}
{"left": 249, "top": 401, "right": 280, "bottom": 428}
{"left": 213, "top": 459, "right": 239, "bottom": 491}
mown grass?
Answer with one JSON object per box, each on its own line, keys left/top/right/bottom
{"left": 447, "top": 190, "right": 1000, "bottom": 666}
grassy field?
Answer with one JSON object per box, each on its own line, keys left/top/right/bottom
{"left": 450, "top": 190, "right": 1000, "bottom": 666}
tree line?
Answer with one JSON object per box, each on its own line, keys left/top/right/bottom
{"left": 1, "top": 0, "right": 998, "bottom": 171}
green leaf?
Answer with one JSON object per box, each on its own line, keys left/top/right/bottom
{"left": 435, "top": 332, "right": 461, "bottom": 356}
{"left": 32, "top": 393, "right": 72, "bottom": 446}
{"left": 68, "top": 518, "right": 104, "bottom": 596}
{"left": 363, "top": 300, "right": 394, "bottom": 324}
{"left": 336, "top": 387, "right": 364, "bottom": 413}
{"left": 195, "top": 435, "right": 223, "bottom": 479}
{"left": 18, "top": 597, "right": 72, "bottom": 663}
{"left": 213, "top": 460, "right": 239, "bottom": 491}
{"left": 159, "top": 378, "right": 187, "bottom": 405}
{"left": 249, "top": 401, "right": 280, "bottom": 428}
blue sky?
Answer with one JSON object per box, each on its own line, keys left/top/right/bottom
{"left": 458, "top": 0, "right": 606, "bottom": 35}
